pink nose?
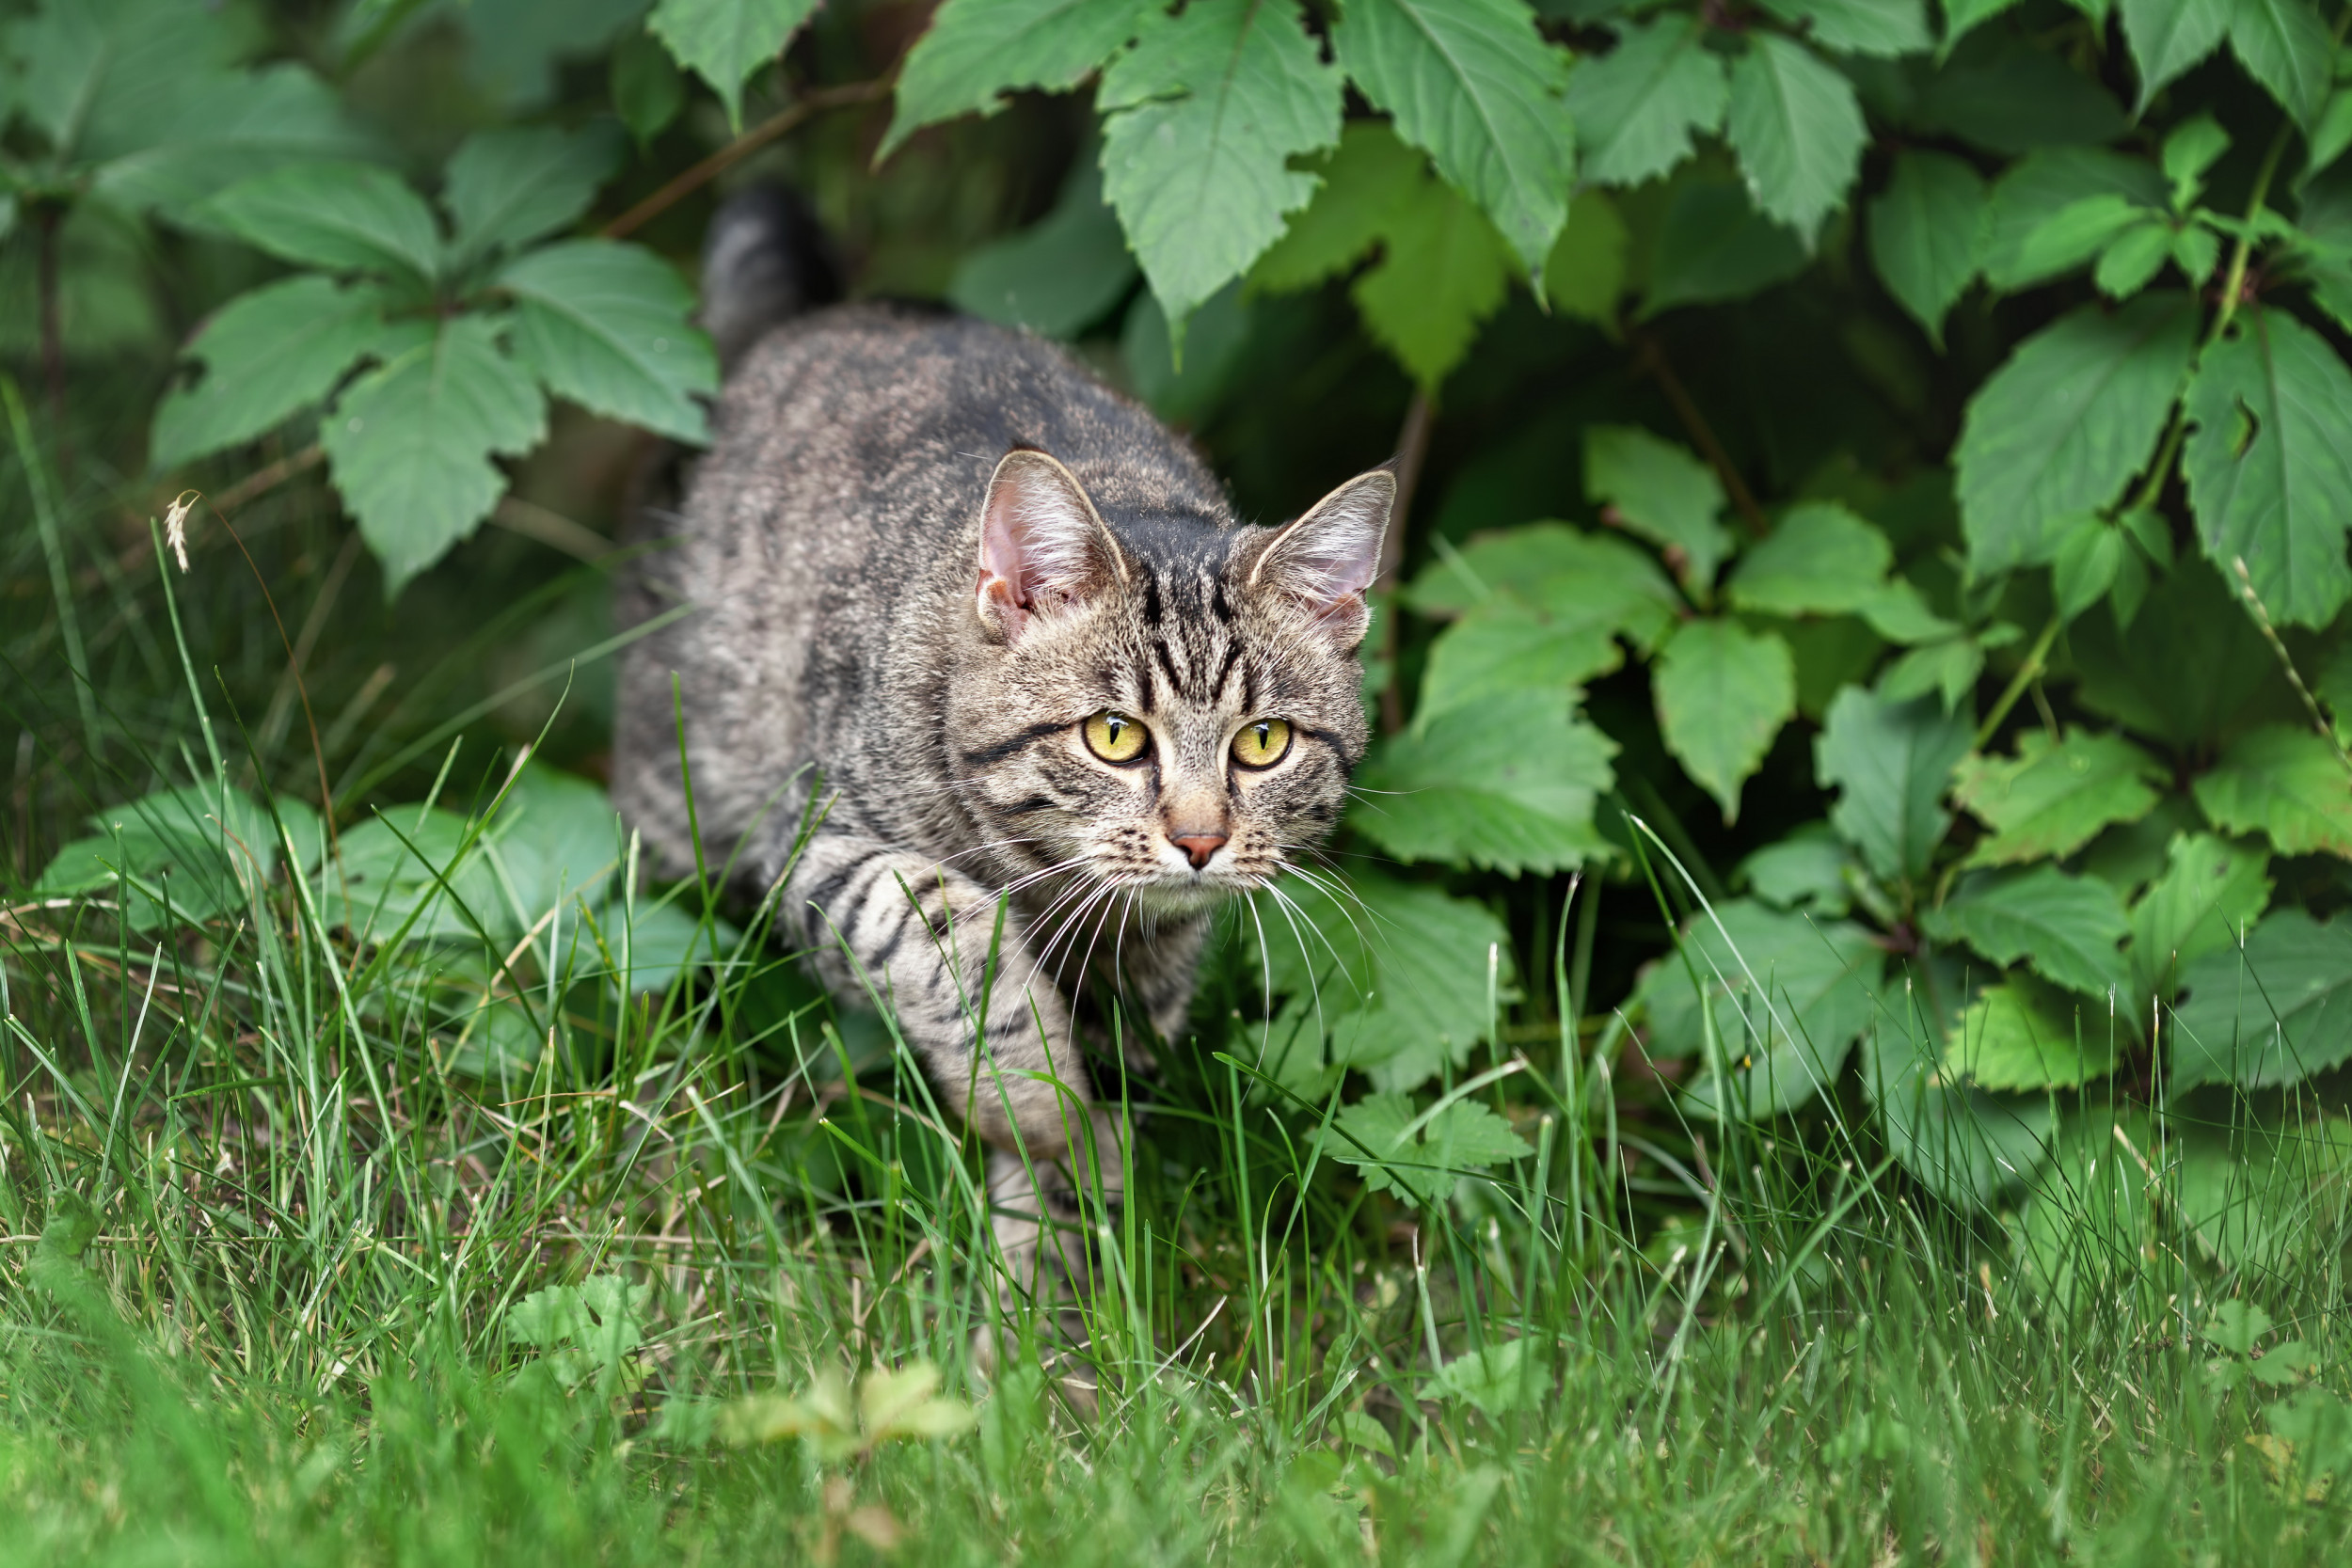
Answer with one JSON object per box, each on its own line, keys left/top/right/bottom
{"left": 1170, "top": 832, "right": 1228, "bottom": 869}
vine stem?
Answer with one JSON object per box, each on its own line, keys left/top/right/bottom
{"left": 1972, "top": 611, "right": 2063, "bottom": 751}
{"left": 601, "top": 77, "right": 891, "bottom": 242}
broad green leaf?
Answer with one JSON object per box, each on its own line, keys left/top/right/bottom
{"left": 1949, "top": 975, "right": 2114, "bottom": 1090}
{"left": 1248, "top": 121, "right": 1420, "bottom": 293}
{"left": 1911, "top": 47, "right": 2126, "bottom": 155}
{"left": 1867, "top": 150, "right": 1986, "bottom": 348}
{"left": 1727, "top": 501, "right": 1893, "bottom": 616}
{"left": 320, "top": 315, "right": 548, "bottom": 594}
{"left": 1878, "top": 633, "right": 1985, "bottom": 712}
{"left": 1951, "top": 729, "right": 2166, "bottom": 866}
{"left": 1726, "top": 34, "right": 1867, "bottom": 242}
{"left": 2192, "top": 723, "right": 2352, "bottom": 860}
{"left": 1349, "top": 176, "right": 1515, "bottom": 390}
{"left": 11, "top": 0, "right": 235, "bottom": 156}
{"left": 1816, "top": 686, "right": 1972, "bottom": 883}
{"left": 1420, "top": 1339, "right": 1548, "bottom": 1416}
{"left": 2092, "top": 219, "right": 2173, "bottom": 300}
{"left": 1855, "top": 579, "right": 1962, "bottom": 643}
{"left": 322, "top": 808, "right": 511, "bottom": 942}
{"left": 2177, "top": 1117, "right": 2352, "bottom": 1273}
{"left": 484, "top": 761, "right": 625, "bottom": 927}
{"left": 1097, "top": 0, "right": 1340, "bottom": 338}
{"left": 2049, "top": 517, "right": 2123, "bottom": 619}
{"left": 1402, "top": 522, "right": 1682, "bottom": 647}
{"left": 2310, "top": 87, "right": 2352, "bottom": 180}
{"left": 151, "top": 277, "right": 391, "bottom": 469}
{"left": 1561, "top": 15, "right": 1726, "bottom": 188}
{"left": 1927, "top": 865, "right": 2133, "bottom": 997}
{"left": 1756, "top": 0, "right": 1931, "bottom": 57}
{"left": 2130, "top": 832, "right": 2272, "bottom": 1004}
{"left": 1355, "top": 688, "right": 1616, "bottom": 874}
{"left": 2184, "top": 309, "right": 2352, "bottom": 628}
{"left": 37, "top": 784, "right": 320, "bottom": 930}
{"left": 500, "top": 240, "right": 718, "bottom": 444}
{"left": 586, "top": 897, "right": 740, "bottom": 994}
{"left": 2012, "top": 193, "right": 2150, "bottom": 281}
{"left": 952, "top": 158, "right": 1137, "bottom": 337}
{"left": 647, "top": 0, "right": 822, "bottom": 131}
{"left": 2070, "top": 558, "right": 2300, "bottom": 748}
{"left": 1654, "top": 620, "right": 1797, "bottom": 823}
{"left": 1583, "top": 425, "right": 1732, "bottom": 587}
{"left": 1545, "top": 188, "right": 1630, "bottom": 321}
{"left": 1938, "top": 0, "right": 2022, "bottom": 49}
{"left": 612, "top": 32, "right": 688, "bottom": 146}
{"left": 89, "top": 64, "right": 377, "bottom": 221}
{"left": 1952, "top": 291, "right": 2198, "bottom": 577}
{"left": 1738, "top": 827, "right": 1854, "bottom": 916}
{"left": 1416, "top": 601, "right": 1625, "bottom": 722}
{"left": 2228, "top": 0, "right": 2333, "bottom": 130}
{"left": 882, "top": 0, "right": 1153, "bottom": 159}
{"left": 511, "top": 1275, "right": 651, "bottom": 1388}
{"left": 1982, "top": 148, "right": 2169, "bottom": 292}
{"left": 1331, "top": 1094, "right": 1530, "bottom": 1205}
{"left": 1867, "top": 1019, "right": 2056, "bottom": 1208}
{"left": 1331, "top": 0, "right": 1577, "bottom": 283}
{"left": 2118, "top": 0, "right": 2231, "bottom": 114}
{"left": 442, "top": 124, "right": 621, "bottom": 262}
{"left": 2170, "top": 910, "right": 2352, "bottom": 1090}
{"left": 1641, "top": 181, "right": 1812, "bottom": 316}
{"left": 201, "top": 162, "right": 443, "bottom": 283}
{"left": 2012, "top": 1108, "right": 2157, "bottom": 1303}
{"left": 1120, "top": 284, "right": 1253, "bottom": 421}
{"left": 2163, "top": 113, "right": 2232, "bottom": 208}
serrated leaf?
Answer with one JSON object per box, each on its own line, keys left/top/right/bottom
{"left": 1728, "top": 501, "right": 1894, "bottom": 616}
{"left": 499, "top": 240, "right": 717, "bottom": 443}
{"left": 1349, "top": 175, "right": 1515, "bottom": 390}
{"left": 1545, "top": 188, "right": 1629, "bottom": 321}
{"left": 1879, "top": 634, "right": 1984, "bottom": 712}
{"left": 1817, "top": 686, "right": 1972, "bottom": 883}
{"left": 2192, "top": 723, "right": 2352, "bottom": 859}
{"left": 201, "top": 162, "right": 443, "bottom": 283}
{"left": 1331, "top": 1094, "right": 1531, "bottom": 1205}
{"left": 612, "top": 32, "right": 687, "bottom": 146}
{"left": 1949, "top": 975, "right": 2114, "bottom": 1090}
{"left": 1097, "top": 0, "right": 1341, "bottom": 338}
{"left": 1867, "top": 150, "right": 1986, "bottom": 348}
{"left": 1561, "top": 15, "right": 1727, "bottom": 188}
{"left": 1248, "top": 121, "right": 1421, "bottom": 293}
{"left": 2170, "top": 910, "right": 2352, "bottom": 1090}
{"left": 1417, "top": 601, "right": 1625, "bottom": 722}
{"left": 442, "top": 124, "right": 621, "bottom": 262}
{"left": 1756, "top": 0, "right": 1931, "bottom": 58}
{"left": 1952, "top": 729, "right": 2167, "bottom": 866}
{"left": 2119, "top": 0, "right": 2232, "bottom": 115}
{"left": 1584, "top": 424, "right": 1732, "bottom": 586}
{"left": 647, "top": 0, "right": 822, "bottom": 131}
{"left": 2070, "top": 558, "right": 2301, "bottom": 748}
{"left": 882, "top": 0, "right": 1153, "bottom": 159}
{"left": 320, "top": 315, "right": 548, "bottom": 594}
{"left": 1421, "top": 1338, "right": 1547, "bottom": 1415}
{"left": 1982, "top": 148, "right": 2169, "bottom": 292}
{"left": 1928, "top": 865, "right": 2133, "bottom": 997}
{"left": 10, "top": 0, "right": 237, "bottom": 159}
{"left": 2163, "top": 113, "right": 2231, "bottom": 207}
{"left": 2130, "top": 832, "right": 2272, "bottom": 1004}
{"left": 151, "top": 277, "right": 392, "bottom": 469}
{"left": 2229, "top": 0, "right": 2333, "bottom": 130}
{"left": 1355, "top": 688, "right": 1616, "bottom": 875}
{"left": 2093, "top": 218, "right": 2173, "bottom": 299}
{"left": 1913, "top": 47, "right": 2126, "bottom": 155}
{"left": 2014, "top": 193, "right": 2150, "bottom": 282}
{"left": 1641, "top": 180, "right": 1813, "bottom": 316}
{"left": 1655, "top": 620, "right": 1797, "bottom": 823}
{"left": 1726, "top": 33, "right": 1868, "bottom": 242}
{"left": 90, "top": 63, "right": 378, "bottom": 221}
{"left": 1739, "top": 828, "right": 1854, "bottom": 915}
{"left": 1952, "top": 291, "right": 2198, "bottom": 578}
{"left": 2183, "top": 308, "right": 2352, "bottom": 628}
{"left": 1403, "top": 521, "right": 1682, "bottom": 645}
{"left": 953, "top": 157, "right": 1137, "bottom": 337}
{"left": 1331, "top": 0, "right": 1577, "bottom": 283}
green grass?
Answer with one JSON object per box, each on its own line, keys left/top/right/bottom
{"left": 7, "top": 463, "right": 2352, "bottom": 1566}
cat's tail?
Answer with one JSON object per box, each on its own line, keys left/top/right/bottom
{"left": 698, "top": 184, "right": 843, "bottom": 372}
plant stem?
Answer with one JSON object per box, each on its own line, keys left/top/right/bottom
{"left": 601, "top": 79, "right": 890, "bottom": 241}
{"left": 1630, "top": 327, "right": 1766, "bottom": 536}
{"left": 1973, "top": 610, "right": 2063, "bottom": 751}
{"left": 1376, "top": 391, "right": 1434, "bottom": 734}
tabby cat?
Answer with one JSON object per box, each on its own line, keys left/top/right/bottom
{"left": 612, "top": 189, "right": 1393, "bottom": 1328}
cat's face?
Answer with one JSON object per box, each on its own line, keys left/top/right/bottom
{"left": 954, "top": 451, "right": 1391, "bottom": 919}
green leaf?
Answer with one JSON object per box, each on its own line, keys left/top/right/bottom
{"left": 952, "top": 157, "right": 1137, "bottom": 337}
{"left": 2228, "top": 0, "right": 2334, "bottom": 130}
{"left": 1952, "top": 292, "right": 2198, "bottom": 578}
{"left": 1331, "top": 1093, "right": 1531, "bottom": 1205}
{"left": 1727, "top": 501, "right": 1894, "bottom": 616}
{"left": 1878, "top": 634, "right": 1984, "bottom": 712}
{"left": 2171, "top": 910, "right": 2352, "bottom": 1090}
{"left": 10, "top": 0, "right": 237, "bottom": 158}
{"left": 441, "top": 124, "right": 621, "bottom": 262}
{"left": 322, "top": 808, "right": 511, "bottom": 942}
{"left": 2178, "top": 1117, "right": 2352, "bottom": 1273}
{"left": 1641, "top": 181, "right": 1812, "bottom": 316}
{"left": 2163, "top": 113, "right": 2232, "bottom": 208}
{"left": 1420, "top": 1339, "right": 1547, "bottom": 1416}
{"left": 1402, "top": 521, "right": 1682, "bottom": 646}
{"left": 1816, "top": 686, "right": 1972, "bottom": 883}
{"left": 1952, "top": 729, "right": 2167, "bottom": 867}
{"left": 499, "top": 240, "right": 718, "bottom": 444}
{"left": 1738, "top": 827, "right": 1854, "bottom": 916}
{"left": 2309, "top": 87, "right": 2352, "bottom": 180}
{"left": 37, "top": 784, "right": 320, "bottom": 931}
{"left": 1355, "top": 687, "right": 1616, "bottom": 875}
{"left": 1248, "top": 121, "right": 1420, "bottom": 293}
{"left": 320, "top": 315, "right": 548, "bottom": 594}
{"left": 1949, "top": 975, "right": 2114, "bottom": 1090}
{"left": 612, "top": 32, "right": 688, "bottom": 147}
{"left": 1927, "top": 865, "right": 2133, "bottom": 997}
{"left": 1982, "top": 148, "right": 2169, "bottom": 292}
{"left": 2184, "top": 309, "right": 2352, "bottom": 628}
{"left": 2013, "top": 193, "right": 2151, "bottom": 282}
{"left": 2130, "top": 832, "right": 2272, "bottom": 1004}
{"left": 1938, "top": 0, "right": 2023, "bottom": 50}
{"left": 2049, "top": 515, "right": 2125, "bottom": 619}
{"left": 1349, "top": 175, "right": 1515, "bottom": 390}
{"left": 89, "top": 64, "right": 378, "bottom": 222}
{"left": 2119, "top": 0, "right": 2232, "bottom": 115}
{"left": 1120, "top": 284, "right": 1254, "bottom": 421}
{"left": 1911, "top": 47, "right": 2126, "bottom": 155}
{"left": 1561, "top": 15, "right": 1727, "bottom": 188}
{"left": 201, "top": 161, "right": 443, "bottom": 284}
{"left": 1417, "top": 601, "right": 1625, "bottom": 722}
{"left": 1726, "top": 33, "right": 1868, "bottom": 242}
{"left": 1863, "top": 1000, "right": 2057, "bottom": 1209}
{"left": 1867, "top": 150, "right": 1986, "bottom": 348}
{"left": 2192, "top": 723, "right": 2352, "bottom": 860}
{"left": 2092, "top": 219, "right": 2174, "bottom": 300}
{"left": 2070, "top": 559, "right": 2299, "bottom": 748}
{"left": 647, "top": 0, "right": 822, "bottom": 132}
{"left": 2012, "top": 1108, "right": 2157, "bottom": 1303}
{"left": 151, "top": 277, "right": 392, "bottom": 470}
{"left": 1756, "top": 0, "right": 1931, "bottom": 58}
{"left": 1545, "top": 188, "right": 1629, "bottom": 321}
{"left": 882, "top": 0, "right": 1152, "bottom": 159}
{"left": 1331, "top": 0, "right": 1578, "bottom": 284}
{"left": 1097, "top": 0, "right": 1340, "bottom": 340}
{"left": 511, "top": 1275, "right": 652, "bottom": 1389}
{"left": 1654, "top": 620, "right": 1797, "bottom": 823}
{"left": 1583, "top": 425, "right": 1732, "bottom": 587}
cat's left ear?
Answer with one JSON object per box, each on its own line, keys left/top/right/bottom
{"left": 1248, "top": 469, "right": 1394, "bottom": 647}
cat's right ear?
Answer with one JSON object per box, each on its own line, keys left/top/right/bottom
{"left": 976, "top": 449, "right": 1125, "bottom": 642}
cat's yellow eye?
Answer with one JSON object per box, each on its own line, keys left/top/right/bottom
{"left": 1232, "top": 718, "right": 1293, "bottom": 769}
{"left": 1084, "top": 710, "right": 1149, "bottom": 764}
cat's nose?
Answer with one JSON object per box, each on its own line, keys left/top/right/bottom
{"left": 1169, "top": 832, "right": 1228, "bottom": 869}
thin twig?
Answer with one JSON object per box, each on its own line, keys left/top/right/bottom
{"left": 1629, "top": 327, "right": 1766, "bottom": 536}
{"left": 2232, "top": 556, "right": 2352, "bottom": 776}
{"left": 209, "top": 444, "right": 325, "bottom": 515}
{"left": 602, "top": 78, "right": 891, "bottom": 241}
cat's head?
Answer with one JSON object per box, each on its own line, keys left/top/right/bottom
{"left": 954, "top": 448, "right": 1391, "bottom": 917}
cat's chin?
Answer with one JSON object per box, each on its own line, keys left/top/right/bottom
{"left": 1126, "top": 876, "right": 1255, "bottom": 919}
